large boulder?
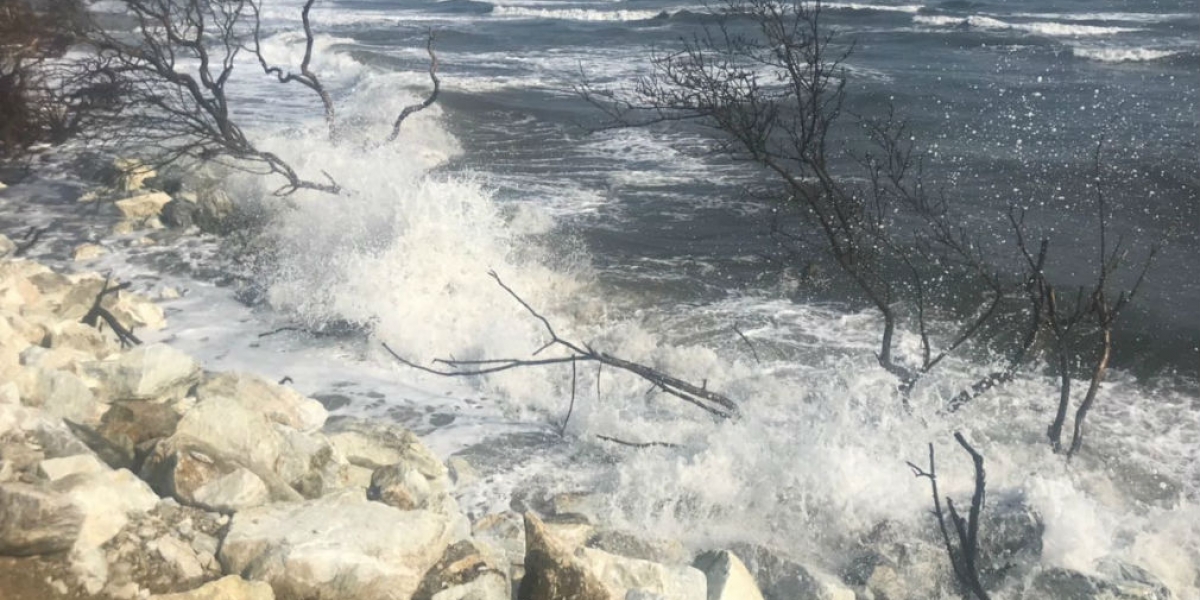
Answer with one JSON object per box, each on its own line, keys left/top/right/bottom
{"left": 219, "top": 491, "right": 458, "bottom": 600}
{"left": 140, "top": 435, "right": 298, "bottom": 510}
{"left": 82, "top": 344, "right": 200, "bottom": 402}
{"left": 518, "top": 511, "right": 616, "bottom": 600}
{"left": 578, "top": 547, "right": 707, "bottom": 600}
{"left": 95, "top": 400, "right": 183, "bottom": 466}
{"left": 45, "top": 320, "right": 119, "bottom": 359}
{"left": 694, "top": 550, "right": 766, "bottom": 600}
{"left": 325, "top": 418, "right": 446, "bottom": 477}
{"left": 14, "top": 367, "right": 103, "bottom": 424}
{"left": 0, "top": 482, "right": 84, "bottom": 555}
{"left": 149, "top": 575, "right": 275, "bottom": 600}
{"left": 51, "top": 468, "right": 160, "bottom": 551}
{"left": 195, "top": 371, "right": 326, "bottom": 432}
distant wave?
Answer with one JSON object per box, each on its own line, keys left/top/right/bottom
{"left": 1006, "top": 12, "right": 1194, "bottom": 24}
{"left": 913, "top": 14, "right": 1141, "bottom": 37}
{"left": 823, "top": 2, "right": 924, "bottom": 13}
{"left": 490, "top": 5, "right": 671, "bottom": 21}
{"left": 1072, "top": 47, "right": 1183, "bottom": 63}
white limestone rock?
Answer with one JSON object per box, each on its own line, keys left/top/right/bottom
{"left": 37, "top": 454, "right": 109, "bottom": 482}
{"left": 694, "top": 551, "right": 765, "bottom": 600}
{"left": 194, "top": 371, "right": 326, "bottom": 432}
{"left": 578, "top": 547, "right": 707, "bottom": 600}
{"left": 219, "top": 491, "right": 457, "bottom": 600}
{"left": 72, "top": 243, "right": 108, "bottom": 261}
{"left": 115, "top": 191, "right": 172, "bottom": 219}
{"left": 0, "top": 482, "right": 84, "bottom": 555}
{"left": 149, "top": 575, "right": 276, "bottom": 600}
{"left": 83, "top": 343, "right": 200, "bottom": 401}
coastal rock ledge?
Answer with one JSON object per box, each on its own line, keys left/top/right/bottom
{"left": 0, "top": 242, "right": 780, "bottom": 600}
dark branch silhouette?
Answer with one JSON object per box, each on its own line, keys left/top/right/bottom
{"left": 908, "top": 433, "right": 990, "bottom": 600}
{"left": 383, "top": 270, "right": 739, "bottom": 420}
{"left": 385, "top": 30, "right": 440, "bottom": 143}
{"left": 81, "top": 273, "right": 142, "bottom": 348}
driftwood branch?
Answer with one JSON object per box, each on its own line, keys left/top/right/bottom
{"left": 250, "top": 0, "right": 336, "bottom": 132}
{"left": 80, "top": 273, "right": 141, "bottom": 348}
{"left": 908, "top": 433, "right": 990, "bottom": 600}
{"left": 385, "top": 30, "right": 439, "bottom": 143}
{"left": 596, "top": 434, "right": 681, "bottom": 449}
{"left": 13, "top": 225, "right": 49, "bottom": 256}
{"left": 384, "top": 271, "right": 739, "bottom": 420}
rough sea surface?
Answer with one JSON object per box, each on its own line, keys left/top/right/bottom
{"left": 5, "top": 0, "right": 1198, "bottom": 596}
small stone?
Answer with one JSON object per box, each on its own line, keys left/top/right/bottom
{"left": 114, "top": 192, "right": 172, "bottom": 219}
{"left": 72, "top": 243, "right": 108, "bottom": 261}
{"left": 159, "top": 287, "right": 181, "bottom": 300}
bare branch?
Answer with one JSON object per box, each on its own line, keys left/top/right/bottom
{"left": 385, "top": 30, "right": 439, "bottom": 143}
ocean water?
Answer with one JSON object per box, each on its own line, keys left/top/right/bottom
{"left": 8, "top": 0, "right": 1200, "bottom": 596}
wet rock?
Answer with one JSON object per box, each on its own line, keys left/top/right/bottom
{"left": 1026, "top": 566, "right": 1172, "bottom": 600}
{"left": 148, "top": 575, "right": 275, "bottom": 600}
{"left": 111, "top": 158, "right": 156, "bottom": 192}
{"left": 729, "top": 543, "right": 854, "bottom": 600}
{"left": 160, "top": 200, "right": 196, "bottom": 229}
{"left": 415, "top": 538, "right": 509, "bottom": 600}
{"left": 518, "top": 511, "right": 615, "bottom": 600}
{"left": 219, "top": 491, "right": 458, "bottom": 600}
{"left": 588, "top": 530, "right": 690, "bottom": 565}
{"left": 978, "top": 489, "right": 1044, "bottom": 588}
{"left": 447, "top": 456, "right": 478, "bottom": 487}
{"left": 72, "top": 243, "right": 108, "bottom": 261}
{"left": 195, "top": 372, "right": 326, "bottom": 432}
{"left": 0, "top": 234, "right": 15, "bottom": 258}
{"left": 694, "top": 550, "right": 765, "bottom": 600}
{"left": 1095, "top": 559, "right": 1173, "bottom": 600}
{"left": 83, "top": 344, "right": 200, "bottom": 402}
{"left": 0, "top": 482, "right": 84, "bottom": 555}
{"left": 106, "top": 290, "right": 167, "bottom": 331}
{"left": 578, "top": 547, "right": 707, "bottom": 600}
{"left": 472, "top": 511, "right": 526, "bottom": 577}
{"left": 114, "top": 191, "right": 172, "bottom": 219}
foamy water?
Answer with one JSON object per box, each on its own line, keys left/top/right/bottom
{"left": 5, "top": 0, "right": 1197, "bottom": 597}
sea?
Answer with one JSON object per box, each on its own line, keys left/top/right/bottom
{"left": 4, "top": 0, "right": 1199, "bottom": 596}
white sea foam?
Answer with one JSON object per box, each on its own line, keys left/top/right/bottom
{"left": 490, "top": 5, "right": 671, "bottom": 21}
{"left": 1071, "top": 46, "right": 1182, "bottom": 63}
{"left": 913, "top": 14, "right": 1142, "bottom": 37}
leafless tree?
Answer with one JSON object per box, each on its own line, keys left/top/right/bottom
{"left": 909, "top": 433, "right": 991, "bottom": 600}
{"left": 579, "top": 0, "right": 1031, "bottom": 403}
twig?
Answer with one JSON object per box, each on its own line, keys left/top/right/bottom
{"left": 733, "top": 324, "right": 761, "bottom": 364}
{"left": 559, "top": 357, "right": 577, "bottom": 437}
{"left": 13, "top": 225, "right": 48, "bottom": 256}
{"left": 385, "top": 30, "right": 439, "bottom": 143}
{"left": 596, "top": 434, "right": 680, "bottom": 449}
{"left": 258, "top": 326, "right": 302, "bottom": 338}
{"left": 80, "top": 273, "right": 141, "bottom": 348}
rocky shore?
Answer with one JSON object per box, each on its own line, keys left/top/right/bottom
{"left": 0, "top": 163, "right": 1182, "bottom": 600}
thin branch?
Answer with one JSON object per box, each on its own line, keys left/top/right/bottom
{"left": 385, "top": 29, "right": 439, "bottom": 143}
{"left": 596, "top": 434, "right": 680, "bottom": 449}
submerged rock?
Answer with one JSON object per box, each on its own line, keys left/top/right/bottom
{"left": 978, "top": 489, "right": 1044, "bottom": 588}
{"left": 729, "top": 543, "right": 854, "bottom": 600}
{"left": 694, "top": 550, "right": 765, "bottom": 600}
{"left": 1026, "top": 565, "right": 1172, "bottom": 600}
{"left": 114, "top": 191, "right": 172, "bottom": 219}
{"left": 219, "top": 491, "right": 457, "bottom": 600}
